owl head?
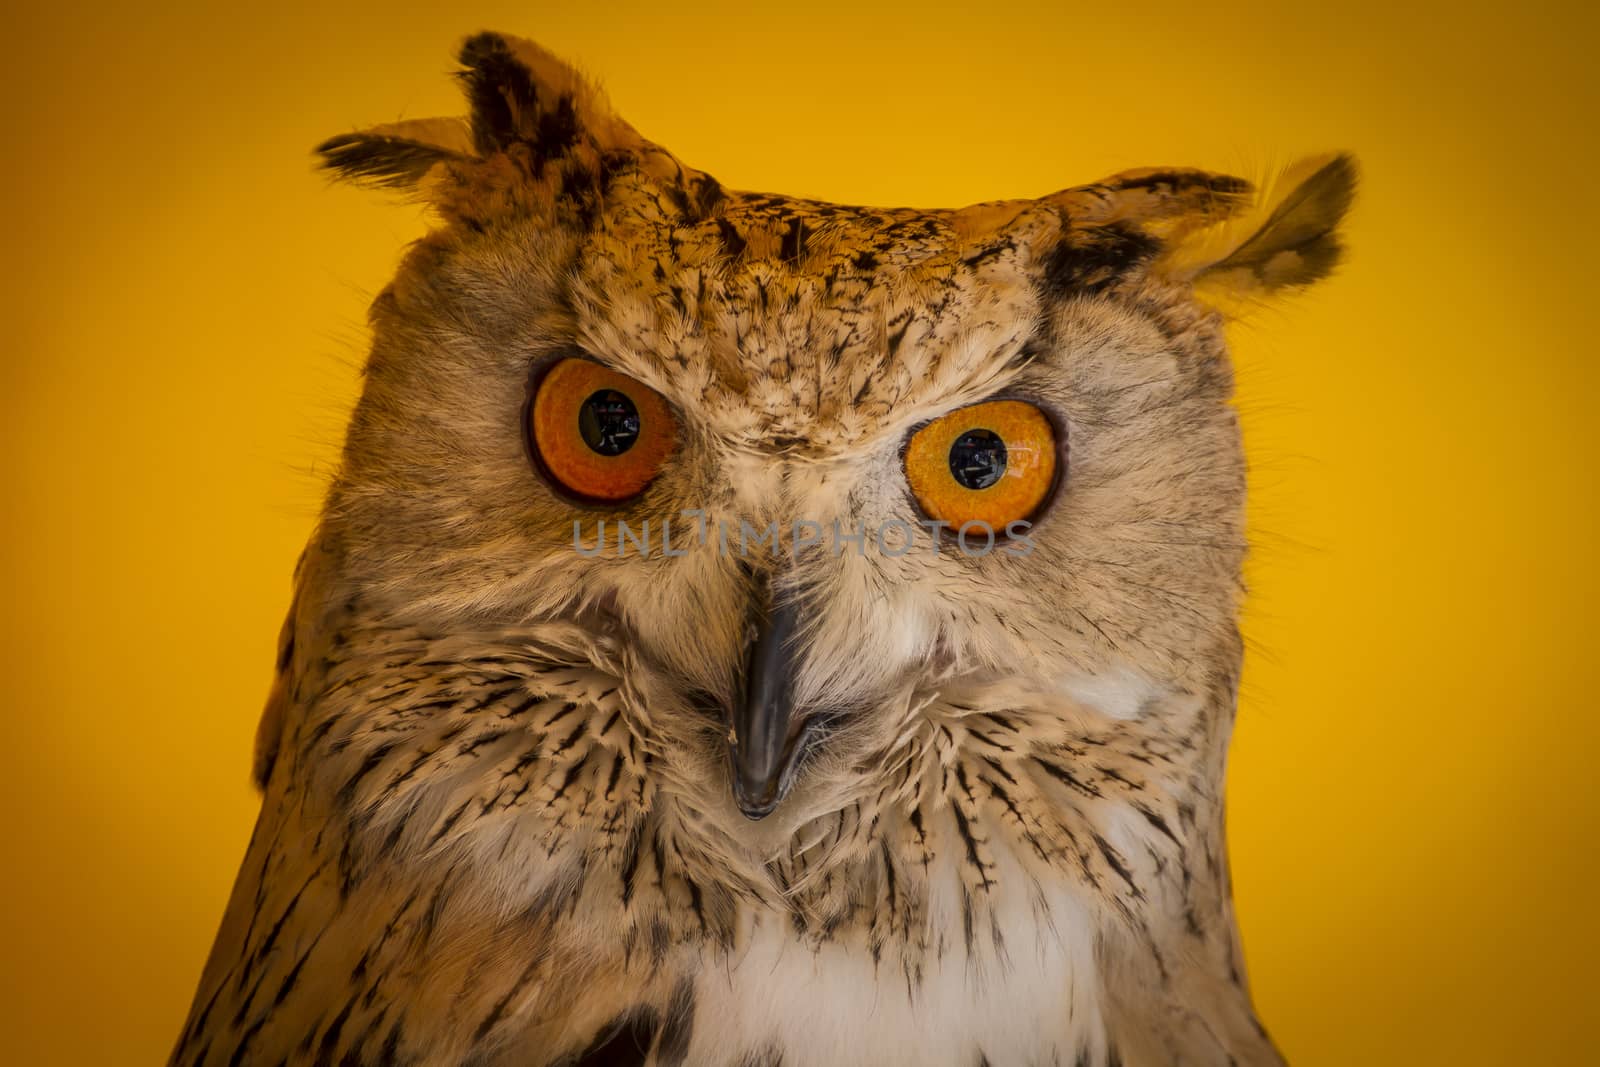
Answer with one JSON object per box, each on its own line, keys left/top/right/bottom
{"left": 295, "top": 31, "right": 1353, "bottom": 864}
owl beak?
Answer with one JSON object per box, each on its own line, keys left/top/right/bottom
{"left": 728, "top": 593, "right": 806, "bottom": 820}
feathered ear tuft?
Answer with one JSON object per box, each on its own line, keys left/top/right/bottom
{"left": 1052, "top": 168, "right": 1256, "bottom": 235}
{"left": 1032, "top": 168, "right": 1253, "bottom": 296}
{"left": 314, "top": 31, "right": 617, "bottom": 192}
{"left": 453, "top": 30, "right": 629, "bottom": 160}
{"left": 315, "top": 118, "right": 474, "bottom": 190}
{"left": 1174, "top": 153, "right": 1359, "bottom": 300}
{"left": 457, "top": 31, "right": 547, "bottom": 156}
{"left": 313, "top": 32, "right": 712, "bottom": 225}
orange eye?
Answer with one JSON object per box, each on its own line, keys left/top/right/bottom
{"left": 527, "top": 357, "right": 677, "bottom": 503}
{"left": 903, "top": 399, "right": 1060, "bottom": 531}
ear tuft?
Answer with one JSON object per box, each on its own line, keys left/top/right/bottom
{"left": 1096, "top": 168, "right": 1255, "bottom": 221}
{"left": 457, "top": 31, "right": 544, "bottom": 156}
{"left": 311, "top": 32, "right": 715, "bottom": 223}
{"left": 1200, "top": 153, "right": 1358, "bottom": 293}
{"left": 453, "top": 31, "right": 616, "bottom": 160}
{"left": 1046, "top": 167, "right": 1254, "bottom": 239}
{"left": 315, "top": 119, "right": 473, "bottom": 190}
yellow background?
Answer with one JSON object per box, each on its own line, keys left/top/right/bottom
{"left": 6, "top": 2, "right": 1595, "bottom": 1062}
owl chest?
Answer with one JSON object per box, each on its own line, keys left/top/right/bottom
{"left": 672, "top": 857, "right": 1114, "bottom": 1067}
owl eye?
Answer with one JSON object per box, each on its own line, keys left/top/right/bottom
{"left": 527, "top": 357, "right": 678, "bottom": 503}
{"left": 903, "top": 399, "right": 1060, "bottom": 532}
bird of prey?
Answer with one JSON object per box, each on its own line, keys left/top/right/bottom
{"left": 173, "top": 30, "right": 1354, "bottom": 1067}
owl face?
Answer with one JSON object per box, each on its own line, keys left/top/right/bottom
{"left": 172, "top": 35, "right": 1354, "bottom": 1065}
{"left": 313, "top": 32, "right": 1351, "bottom": 844}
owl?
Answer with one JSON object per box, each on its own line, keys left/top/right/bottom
{"left": 172, "top": 31, "right": 1354, "bottom": 1067}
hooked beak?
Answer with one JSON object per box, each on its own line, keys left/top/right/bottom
{"left": 728, "top": 589, "right": 809, "bottom": 820}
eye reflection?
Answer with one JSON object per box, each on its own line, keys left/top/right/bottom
{"left": 578, "top": 389, "right": 640, "bottom": 456}
{"left": 948, "top": 429, "right": 1007, "bottom": 490}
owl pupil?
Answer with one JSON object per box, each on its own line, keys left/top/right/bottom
{"left": 578, "top": 390, "right": 640, "bottom": 456}
{"left": 948, "top": 429, "right": 1007, "bottom": 490}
